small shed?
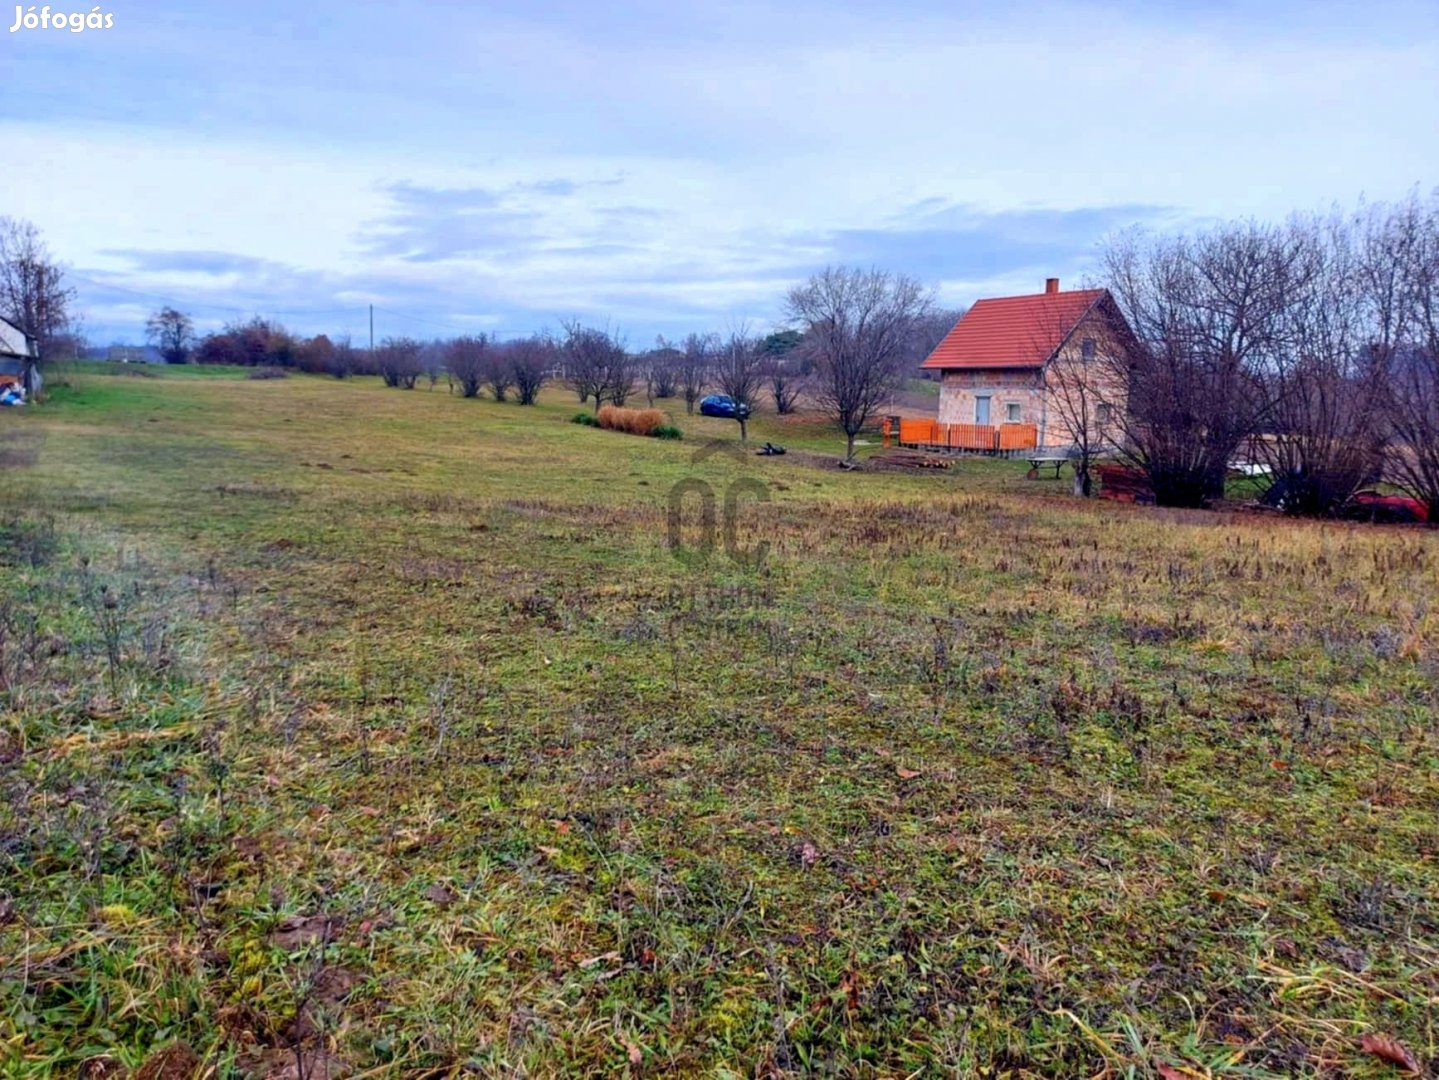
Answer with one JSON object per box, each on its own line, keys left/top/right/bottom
{"left": 0, "top": 315, "right": 41, "bottom": 398}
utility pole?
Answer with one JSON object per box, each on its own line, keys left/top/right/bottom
{"left": 369, "top": 304, "right": 374, "bottom": 356}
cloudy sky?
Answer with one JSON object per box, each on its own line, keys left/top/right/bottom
{"left": 4, "top": 0, "right": 1437, "bottom": 345}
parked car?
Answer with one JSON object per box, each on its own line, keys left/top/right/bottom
{"left": 699, "top": 394, "right": 751, "bottom": 419}
{"left": 1342, "top": 490, "right": 1429, "bottom": 524}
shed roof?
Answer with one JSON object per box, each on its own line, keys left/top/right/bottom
{"left": 0, "top": 316, "right": 36, "bottom": 360}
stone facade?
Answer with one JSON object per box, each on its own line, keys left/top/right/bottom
{"left": 937, "top": 369, "right": 1045, "bottom": 426}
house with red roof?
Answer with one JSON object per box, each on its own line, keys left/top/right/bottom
{"left": 921, "top": 278, "right": 1134, "bottom": 449}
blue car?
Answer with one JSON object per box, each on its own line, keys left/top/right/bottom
{"left": 699, "top": 394, "right": 752, "bottom": 419}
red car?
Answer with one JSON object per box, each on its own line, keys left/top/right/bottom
{"left": 1344, "top": 490, "right": 1430, "bottom": 524}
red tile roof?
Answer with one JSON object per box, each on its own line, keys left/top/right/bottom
{"left": 921, "top": 287, "right": 1108, "bottom": 370}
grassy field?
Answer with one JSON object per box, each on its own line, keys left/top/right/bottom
{"left": 1, "top": 367, "right": 1436, "bottom": 1078}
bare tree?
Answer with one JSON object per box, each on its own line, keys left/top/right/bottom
{"left": 0, "top": 217, "right": 77, "bottom": 359}
{"left": 644, "top": 341, "right": 680, "bottom": 404}
{"left": 508, "top": 335, "right": 553, "bottom": 405}
{"left": 712, "top": 327, "right": 764, "bottom": 443}
{"left": 764, "top": 354, "right": 805, "bottom": 414}
{"left": 675, "top": 332, "right": 715, "bottom": 414}
{"left": 1101, "top": 224, "right": 1307, "bottom": 507}
{"left": 330, "top": 336, "right": 359, "bottom": 379}
{"left": 1046, "top": 350, "right": 1119, "bottom": 498}
{"left": 787, "top": 267, "right": 933, "bottom": 460}
{"left": 484, "top": 345, "right": 516, "bottom": 401}
{"left": 1251, "top": 214, "right": 1389, "bottom": 516}
{"left": 377, "top": 336, "right": 423, "bottom": 389}
{"left": 145, "top": 307, "right": 195, "bottom": 364}
{"left": 1380, "top": 191, "right": 1439, "bottom": 517}
{"left": 1016, "top": 296, "right": 1125, "bottom": 496}
{"left": 607, "top": 349, "right": 638, "bottom": 406}
{"left": 562, "top": 322, "right": 629, "bottom": 410}
{"left": 445, "top": 335, "right": 489, "bottom": 398}
{"left": 905, "top": 306, "right": 966, "bottom": 375}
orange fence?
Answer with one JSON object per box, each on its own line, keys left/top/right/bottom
{"left": 998, "top": 423, "right": 1039, "bottom": 450}
{"left": 946, "top": 423, "right": 994, "bottom": 451}
{"left": 898, "top": 418, "right": 942, "bottom": 445}
{"left": 894, "top": 418, "right": 1038, "bottom": 454}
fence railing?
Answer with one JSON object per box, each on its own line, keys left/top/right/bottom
{"left": 891, "top": 418, "right": 1038, "bottom": 454}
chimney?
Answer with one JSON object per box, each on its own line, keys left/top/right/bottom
{"left": 1044, "top": 277, "right": 1060, "bottom": 294}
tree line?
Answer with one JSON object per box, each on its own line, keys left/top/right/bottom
{"left": 8, "top": 191, "right": 1437, "bottom": 515}
{"left": 554, "top": 283, "right": 952, "bottom": 456}
{"left": 1095, "top": 190, "right": 1439, "bottom": 515}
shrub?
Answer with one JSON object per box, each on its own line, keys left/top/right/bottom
{"left": 652, "top": 424, "right": 683, "bottom": 440}
{"left": 508, "top": 336, "right": 553, "bottom": 405}
{"left": 247, "top": 366, "right": 289, "bottom": 380}
{"left": 596, "top": 405, "right": 667, "bottom": 436}
{"left": 445, "top": 336, "right": 489, "bottom": 398}
{"left": 571, "top": 411, "right": 599, "bottom": 427}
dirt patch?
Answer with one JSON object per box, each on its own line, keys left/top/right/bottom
{"left": 270, "top": 913, "right": 341, "bottom": 950}
{"left": 311, "top": 965, "right": 364, "bottom": 1005}
{"left": 0, "top": 430, "right": 41, "bottom": 469}
{"left": 241, "top": 1049, "right": 350, "bottom": 1080}
{"left": 132, "top": 1042, "right": 202, "bottom": 1080}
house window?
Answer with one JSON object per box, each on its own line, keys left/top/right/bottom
{"left": 1080, "top": 337, "right": 1097, "bottom": 360}
{"left": 1005, "top": 402, "right": 1022, "bottom": 423}
{"left": 1095, "top": 402, "right": 1112, "bottom": 425}
{"left": 974, "top": 396, "right": 991, "bottom": 425}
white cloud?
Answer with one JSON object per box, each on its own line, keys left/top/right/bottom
{"left": 3, "top": 0, "right": 1436, "bottom": 341}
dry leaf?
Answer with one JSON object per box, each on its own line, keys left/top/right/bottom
{"left": 1359, "top": 1033, "right": 1422, "bottom": 1074}
{"left": 896, "top": 767, "right": 921, "bottom": 780}
{"left": 625, "top": 1040, "right": 642, "bottom": 1065}
{"left": 1155, "top": 1064, "right": 1187, "bottom": 1080}
{"left": 579, "top": 950, "right": 622, "bottom": 968}
{"left": 799, "top": 841, "right": 819, "bottom": 866}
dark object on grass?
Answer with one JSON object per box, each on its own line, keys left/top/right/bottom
{"left": 1341, "top": 490, "right": 1429, "bottom": 524}
{"left": 756, "top": 442, "right": 785, "bottom": 456}
{"left": 1097, "top": 464, "right": 1154, "bottom": 504}
{"left": 699, "top": 394, "right": 751, "bottom": 419}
